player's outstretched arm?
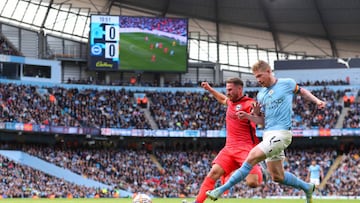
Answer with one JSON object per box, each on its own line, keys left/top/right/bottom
{"left": 299, "top": 87, "right": 326, "bottom": 108}
{"left": 201, "top": 81, "right": 227, "bottom": 105}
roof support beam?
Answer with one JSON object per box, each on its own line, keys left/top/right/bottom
{"left": 258, "top": 0, "right": 282, "bottom": 59}
{"left": 160, "top": 0, "right": 170, "bottom": 17}
{"left": 214, "top": 0, "right": 220, "bottom": 63}
{"left": 214, "top": 0, "right": 221, "bottom": 84}
{"left": 61, "top": 4, "right": 72, "bottom": 33}
{"left": 312, "top": 0, "right": 338, "bottom": 57}
{"left": 41, "top": 0, "right": 54, "bottom": 29}
{"left": 102, "top": 0, "right": 115, "bottom": 14}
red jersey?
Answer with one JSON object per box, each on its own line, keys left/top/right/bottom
{"left": 225, "top": 96, "right": 259, "bottom": 148}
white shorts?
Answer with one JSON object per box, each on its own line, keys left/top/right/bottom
{"left": 258, "top": 130, "right": 292, "bottom": 162}
{"left": 310, "top": 178, "right": 320, "bottom": 186}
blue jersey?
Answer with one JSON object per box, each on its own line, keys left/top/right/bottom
{"left": 309, "top": 164, "right": 321, "bottom": 179}
{"left": 257, "top": 78, "right": 299, "bottom": 130}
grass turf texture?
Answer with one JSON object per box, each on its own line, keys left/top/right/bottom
{"left": 1, "top": 198, "right": 357, "bottom": 203}
{"left": 119, "top": 33, "right": 187, "bottom": 72}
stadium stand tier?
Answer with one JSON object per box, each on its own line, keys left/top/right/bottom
{"left": 0, "top": 142, "right": 358, "bottom": 198}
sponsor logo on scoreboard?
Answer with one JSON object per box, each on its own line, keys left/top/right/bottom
{"left": 96, "top": 61, "right": 113, "bottom": 68}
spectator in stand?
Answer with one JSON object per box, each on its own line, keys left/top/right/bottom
{"left": 148, "top": 91, "right": 226, "bottom": 130}
{"left": 130, "top": 76, "right": 137, "bottom": 86}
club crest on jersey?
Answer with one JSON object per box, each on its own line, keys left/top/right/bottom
{"left": 235, "top": 104, "right": 242, "bottom": 111}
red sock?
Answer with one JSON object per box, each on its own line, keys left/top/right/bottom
{"left": 195, "top": 176, "right": 216, "bottom": 203}
{"left": 221, "top": 174, "right": 230, "bottom": 196}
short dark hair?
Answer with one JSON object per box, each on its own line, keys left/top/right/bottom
{"left": 225, "top": 77, "right": 244, "bottom": 87}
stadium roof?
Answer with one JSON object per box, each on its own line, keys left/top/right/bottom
{"left": 1, "top": 0, "right": 360, "bottom": 58}
{"left": 59, "top": 0, "right": 360, "bottom": 57}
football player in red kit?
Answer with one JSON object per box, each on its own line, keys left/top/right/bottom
{"left": 194, "top": 78, "right": 264, "bottom": 203}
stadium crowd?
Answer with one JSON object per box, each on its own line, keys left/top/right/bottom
{"left": 343, "top": 101, "right": 360, "bottom": 128}
{"left": 324, "top": 146, "right": 360, "bottom": 196}
{"left": 0, "top": 154, "right": 99, "bottom": 198}
{"left": 0, "top": 143, "right": 358, "bottom": 198}
{"left": 66, "top": 77, "right": 349, "bottom": 88}
{"left": 245, "top": 79, "right": 349, "bottom": 87}
{"left": 0, "top": 83, "right": 151, "bottom": 129}
{"left": 0, "top": 82, "right": 350, "bottom": 131}
{"left": 0, "top": 81, "right": 356, "bottom": 136}
{"left": 119, "top": 16, "right": 187, "bottom": 37}
{"left": 292, "top": 88, "right": 344, "bottom": 129}
{"left": 148, "top": 87, "right": 346, "bottom": 131}
{"left": 66, "top": 77, "right": 214, "bottom": 87}
{"left": 148, "top": 91, "right": 226, "bottom": 130}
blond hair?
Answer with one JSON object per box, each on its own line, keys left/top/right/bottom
{"left": 252, "top": 60, "right": 271, "bottom": 73}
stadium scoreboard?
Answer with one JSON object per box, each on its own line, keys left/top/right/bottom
{"left": 89, "top": 15, "right": 120, "bottom": 70}
{"left": 89, "top": 15, "right": 188, "bottom": 72}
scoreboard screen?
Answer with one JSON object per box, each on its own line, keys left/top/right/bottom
{"left": 88, "top": 15, "right": 188, "bottom": 72}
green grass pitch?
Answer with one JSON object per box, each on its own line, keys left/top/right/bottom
{"left": 1, "top": 198, "right": 357, "bottom": 203}
{"left": 119, "top": 33, "right": 187, "bottom": 72}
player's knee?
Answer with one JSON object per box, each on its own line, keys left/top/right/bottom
{"left": 272, "top": 174, "right": 284, "bottom": 183}
{"left": 246, "top": 147, "right": 266, "bottom": 165}
{"left": 207, "top": 168, "right": 223, "bottom": 179}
